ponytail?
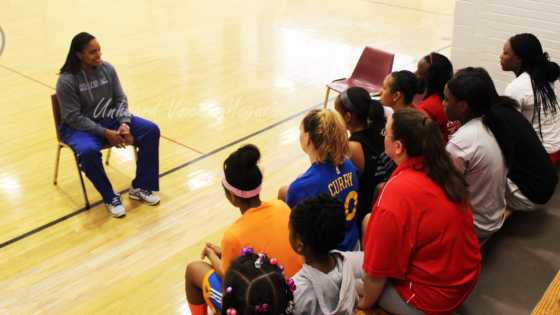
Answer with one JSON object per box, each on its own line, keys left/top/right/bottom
{"left": 389, "top": 70, "right": 426, "bottom": 105}
{"left": 368, "top": 99, "right": 386, "bottom": 143}
{"left": 302, "top": 109, "right": 351, "bottom": 166}
{"left": 391, "top": 109, "right": 471, "bottom": 210}
{"left": 530, "top": 52, "right": 560, "bottom": 139}
{"left": 481, "top": 107, "right": 514, "bottom": 167}
{"left": 337, "top": 87, "right": 386, "bottom": 143}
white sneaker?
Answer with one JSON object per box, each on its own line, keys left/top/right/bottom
{"left": 105, "top": 194, "right": 126, "bottom": 218}
{"left": 129, "top": 185, "right": 160, "bottom": 205}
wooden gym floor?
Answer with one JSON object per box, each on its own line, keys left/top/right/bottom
{"left": 0, "top": 0, "right": 459, "bottom": 313}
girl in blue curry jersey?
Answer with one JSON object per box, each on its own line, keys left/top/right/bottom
{"left": 280, "top": 109, "right": 359, "bottom": 251}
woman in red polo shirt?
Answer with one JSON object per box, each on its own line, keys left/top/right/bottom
{"left": 358, "top": 109, "right": 481, "bottom": 315}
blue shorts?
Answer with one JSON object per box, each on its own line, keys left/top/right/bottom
{"left": 202, "top": 270, "right": 223, "bottom": 313}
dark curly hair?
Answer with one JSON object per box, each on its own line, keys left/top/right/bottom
{"left": 289, "top": 192, "right": 347, "bottom": 254}
{"left": 221, "top": 253, "right": 294, "bottom": 315}
{"left": 223, "top": 144, "right": 263, "bottom": 198}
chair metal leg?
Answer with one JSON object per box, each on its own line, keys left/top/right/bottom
{"left": 73, "top": 153, "right": 90, "bottom": 210}
{"left": 133, "top": 146, "right": 138, "bottom": 162}
{"left": 54, "top": 144, "right": 62, "bottom": 185}
{"left": 105, "top": 147, "right": 112, "bottom": 165}
{"left": 324, "top": 88, "right": 330, "bottom": 109}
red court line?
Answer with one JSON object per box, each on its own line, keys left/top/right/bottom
{"left": 1, "top": 63, "right": 204, "bottom": 154}
{"left": 0, "top": 64, "right": 56, "bottom": 90}
{"left": 161, "top": 135, "right": 204, "bottom": 154}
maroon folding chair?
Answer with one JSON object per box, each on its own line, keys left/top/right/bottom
{"left": 324, "top": 46, "right": 394, "bottom": 108}
{"left": 52, "top": 94, "right": 137, "bottom": 209}
{"left": 412, "top": 93, "right": 426, "bottom": 107}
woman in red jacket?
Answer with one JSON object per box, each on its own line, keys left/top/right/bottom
{"left": 416, "top": 52, "right": 457, "bottom": 143}
{"left": 357, "top": 109, "right": 481, "bottom": 315}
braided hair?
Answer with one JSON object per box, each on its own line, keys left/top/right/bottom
{"left": 222, "top": 254, "right": 294, "bottom": 315}
{"left": 290, "top": 192, "right": 346, "bottom": 255}
{"left": 509, "top": 34, "right": 560, "bottom": 129}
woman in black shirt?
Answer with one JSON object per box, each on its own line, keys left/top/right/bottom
{"left": 334, "top": 87, "right": 395, "bottom": 235}
{"left": 456, "top": 67, "right": 558, "bottom": 210}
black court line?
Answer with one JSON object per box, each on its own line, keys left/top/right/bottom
{"left": 159, "top": 101, "right": 327, "bottom": 178}
{"left": 361, "top": 0, "right": 454, "bottom": 17}
{"left": 0, "top": 26, "right": 5, "bottom": 58}
{"left": 0, "top": 44, "right": 452, "bottom": 249}
{"left": 0, "top": 100, "right": 328, "bottom": 249}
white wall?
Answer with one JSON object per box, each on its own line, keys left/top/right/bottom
{"left": 450, "top": 0, "right": 560, "bottom": 93}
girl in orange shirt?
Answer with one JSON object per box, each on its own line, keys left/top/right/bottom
{"left": 185, "top": 144, "right": 303, "bottom": 315}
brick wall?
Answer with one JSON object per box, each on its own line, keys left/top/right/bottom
{"left": 451, "top": 0, "right": 560, "bottom": 93}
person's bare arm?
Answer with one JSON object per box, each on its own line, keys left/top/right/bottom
{"left": 349, "top": 141, "right": 365, "bottom": 178}
{"left": 357, "top": 272, "right": 387, "bottom": 310}
{"left": 204, "top": 242, "right": 223, "bottom": 279}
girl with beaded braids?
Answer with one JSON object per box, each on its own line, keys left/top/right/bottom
{"left": 500, "top": 33, "right": 560, "bottom": 163}
{"left": 185, "top": 144, "right": 303, "bottom": 315}
{"left": 221, "top": 252, "right": 296, "bottom": 315}
{"left": 444, "top": 74, "right": 514, "bottom": 239}
{"left": 334, "top": 87, "right": 395, "bottom": 234}
{"left": 277, "top": 109, "right": 360, "bottom": 252}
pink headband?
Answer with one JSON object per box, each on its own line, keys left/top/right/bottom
{"left": 222, "top": 171, "right": 262, "bottom": 198}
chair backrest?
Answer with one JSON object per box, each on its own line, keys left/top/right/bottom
{"left": 350, "top": 46, "right": 394, "bottom": 87}
{"left": 412, "top": 92, "right": 426, "bottom": 106}
{"left": 51, "top": 94, "right": 63, "bottom": 142}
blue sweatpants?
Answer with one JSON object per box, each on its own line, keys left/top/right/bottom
{"left": 59, "top": 115, "right": 160, "bottom": 204}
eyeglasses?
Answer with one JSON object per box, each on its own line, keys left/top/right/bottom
{"left": 380, "top": 128, "right": 394, "bottom": 140}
